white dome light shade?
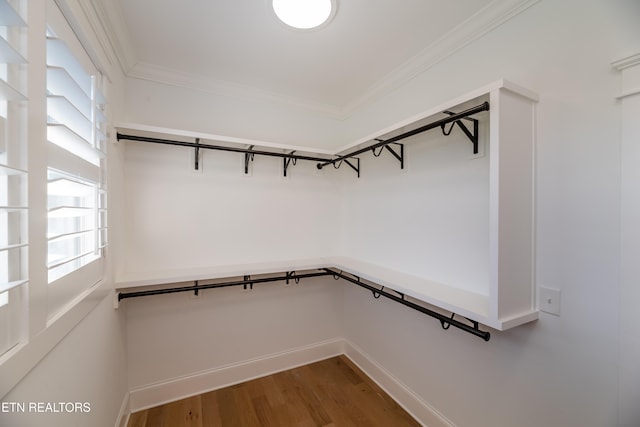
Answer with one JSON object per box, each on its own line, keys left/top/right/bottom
{"left": 272, "top": 0, "right": 334, "bottom": 30}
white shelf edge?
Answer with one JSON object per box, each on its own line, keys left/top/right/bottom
{"left": 334, "top": 79, "right": 538, "bottom": 155}
{"left": 115, "top": 256, "right": 537, "bottom": 331}
{"left": 114, "top": 123, "right": 336, "bottom": 156}
{"left": 117, "top": 79, "right": 536, "bottom": 159}
{"left": 491, "top": 310, "right": 539, "bottom": 331}
{"left": 115, "top": 258, "right": 330, "bottom": 289}
{"left": 326, "top": 256, "right": 489, "bottom": 317}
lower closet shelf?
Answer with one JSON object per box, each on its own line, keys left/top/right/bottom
{"left": 116, "top": 256, "right": 538, "bottom": 337}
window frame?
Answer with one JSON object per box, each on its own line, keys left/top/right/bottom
{"left": 45, "top": 1, "right": 108, "bottom": 319}
{"left": 0, "top": 0, "right": 112, "bottom": 398}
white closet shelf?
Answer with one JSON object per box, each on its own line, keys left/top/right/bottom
{"left": 115, "top": 79, "right": 536, "bottom": 158}
{"left": 117, "top": 79, "right": 540, "bottom": 335}
{"left": 114, "top": 122, "right": 336, "bottom": 157}
{"left": 115, "top": 256, "right": 536, "bottom": 331}
{"left": 115, "top": 258, "right": 330, "bottom": 289}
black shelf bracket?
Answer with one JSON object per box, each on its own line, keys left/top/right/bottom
{"left": 283, "top": 151, "right": 297, "bottom": 177}
{"left": 285, "top": 270, "right": 303, "bottom": 284}
{"left": 441, "top": 110, "right": 480, "bottom": 154}
{"left": 323, "top": 268, "right": 491, "bottom": 341}
{"left": 316, "top": 101, "right": 489, "bottom": 175}
{"left": 373, "top": 141, "right": 404, "bottom": 169}
{"left": 194, "top": 138, "right": 201, "bottom": 170}
{"left": 344, "top": 158, "right": 360, "bottom": 178}
{"left": 244, "top": 146, "right": 255, "bottom": 174}
{"left": 116, "top": 133, "right": 332, "bottom": 174}
{"left": 117, "top": 266, "right": 490, "bottom": 341}
{"left": 325, "top": 156, "right": 360, "bottom": 177}
{"left": 118, "top": 101, "right": 487, "bottom": 179}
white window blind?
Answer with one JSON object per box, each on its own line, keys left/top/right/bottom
{"left": 46, "top": 3, "right": 107, "bottom": 317}
{"left": 0, "top": 0, "right": 27, "bottom": 357}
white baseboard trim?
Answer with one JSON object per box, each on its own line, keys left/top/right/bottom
{"left": 128, "top": 337, "right": 345, "bottom": 412}
{"left": 114, "top": 391, "right": 130, "bottom": 427}
{"left": 342, "top": 340, "right": 456, "bottom": 427}
{"left": 125, "top": 338, "right": 453, "bottom": 427}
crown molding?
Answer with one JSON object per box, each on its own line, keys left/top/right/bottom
{"left": 86, "top": 0, "right": 138, "bottom": 75}
{"left": 612, "top": 53, "right": 640, "bottom": 71}
{"left": 340, "top": 0, "right": 541, "bottom": 117}
{"left": 612, "top": 53, "right": 640, "bottom": 99}
{"left": 93, "top": 0, "right": 539, "bottom": 120}
{"left": 53, "top": 1, "right": 110, "bottom": 75}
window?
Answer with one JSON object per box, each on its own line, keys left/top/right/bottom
{"left": 46, "top": 4, "right": 107, "bottom": 318}
{"left": 0, "top": 0, "right": 27, "bottom": 357}
{"left": 47, "top": 168, "right": 99, "bottom": 283}
{"left": 0, "top": 0, "right": 112, "bottom": 395}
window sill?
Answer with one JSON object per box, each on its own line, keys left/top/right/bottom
{"left": 0, "top": 279, "right": 111, "bottom": 399}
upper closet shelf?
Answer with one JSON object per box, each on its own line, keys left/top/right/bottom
{"left": 116, "top": 80, "right": 536, "bottom": 158}
{"left": 117, "top": 102, "right": 488, "bottom": 177}
{"left": 115, "top": 123, "right": 336, "bottom": 157}
{"left": 116, "top": 80, "right": 535, "bottom": 177}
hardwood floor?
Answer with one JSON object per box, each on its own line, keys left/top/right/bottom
{"left": 127, "top": 355, "right": 419, "bottom": 427}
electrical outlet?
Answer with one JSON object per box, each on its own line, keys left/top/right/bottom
{"left": 539, "top": 287, "right": 561, "bottom": 316}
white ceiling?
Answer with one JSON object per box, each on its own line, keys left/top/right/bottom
{"left": 105, "top": 0, "right": 533, "bottom": 115}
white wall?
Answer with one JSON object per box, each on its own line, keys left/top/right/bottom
{"left": 338, "top": 117, "right": 490, "bottom": 296}
{"left": 340, "top": 1, "right": 639, "bottom": 426}
{"left": 121, "top": 140, "right": 342, "bottom": 275}
{"left": 122, "top": 77, "right": 345, "bottom": 150}
{"left": 2, "top": 293, "right": 128, "bottom": 427}
{"left": 117, "top": 0, "right": 640, "bottom": 426}
{"left": 121, "top": 138, "right": 346, "bottom": 407}
{"left": 125, "top": 277, "right": 344, "bottom": 391}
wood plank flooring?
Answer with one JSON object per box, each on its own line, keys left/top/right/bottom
{"left": 127, "top": 355, "right": 419, "bottom": 427}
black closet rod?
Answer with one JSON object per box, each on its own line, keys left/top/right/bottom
{"left": 324, "top": 268, "right": 491, "bottom": 341}
{"left": 115, "top": 133, "right": 332, "bottom": 163}
{"left": 317, "top": 101, "right": 490, "bottom": 170}
{"left": 118, "top": 268, "right": 490, "bottom": 340}
{"left": 118, "top": 270, "right": 333, "bottom": 301}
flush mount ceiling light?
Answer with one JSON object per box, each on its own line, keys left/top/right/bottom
{"left": 272, "top": 0, "right": 336, "bottom": 30}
